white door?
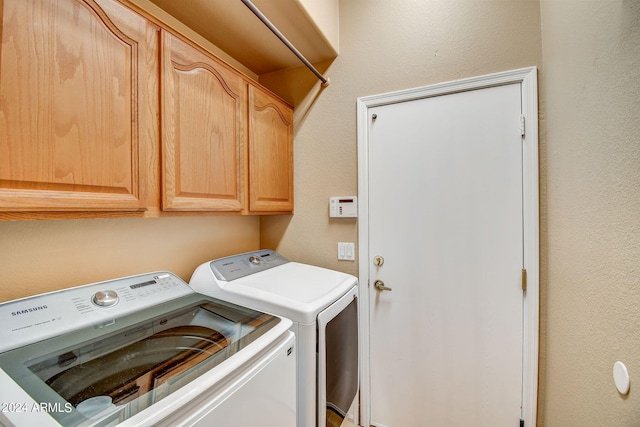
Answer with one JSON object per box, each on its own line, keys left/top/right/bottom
{"left": 366, "top": 82, "right": 525, "bottom": 427}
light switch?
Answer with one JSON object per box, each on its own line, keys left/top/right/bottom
{"left": 338, "top": 242, "right": 355, "bottom": 261}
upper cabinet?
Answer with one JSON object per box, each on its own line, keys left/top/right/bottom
{"left": 161, "top": 31, "right": 246, "bottom": 212}
{"left": 248, "top": 84, "right": 294, "bottom": 213}
{"left": 0, "top": 0, "right": 158, "bottom": 212}
{"left": 161, "top": 31, "right": 294, "bottom": 214}
{"left": 0, "top": 0, "right": 299, "bottom": 218}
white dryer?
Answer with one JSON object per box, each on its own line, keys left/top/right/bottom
{"left": 190, "top": 250, "right": 359, "bottom": 427}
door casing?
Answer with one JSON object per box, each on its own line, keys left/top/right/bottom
{"left": 356, "top": 67, "right": 539, "bottom": 426}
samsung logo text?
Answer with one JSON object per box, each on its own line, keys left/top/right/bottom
{"left": 11, "top": 305, "right": 48, "bottom": 316}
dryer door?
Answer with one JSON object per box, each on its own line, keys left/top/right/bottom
{"left": 317, "top": 286, "right": 359, "bottom": 427}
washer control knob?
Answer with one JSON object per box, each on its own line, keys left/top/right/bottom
{"left": 92, "top": 290, "right": 118, "bottom": 307}
{"left": 249, "top": 256, "right": 261, "bottom": 265}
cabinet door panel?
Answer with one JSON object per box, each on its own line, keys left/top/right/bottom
{"left": 161, "top": 31, "right": 245, "bottom": 212}
{"left": 249, "top": 85, "right": 293, "bottom": 213}
{"left": 0, "top": 0, "right": 155, "bottom": 211}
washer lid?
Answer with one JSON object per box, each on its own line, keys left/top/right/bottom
{"left": 221, "top": 262, "right": 358, "bottom": 324}
{"left": 0, "top": 292, "right": 290, "bottom": 427}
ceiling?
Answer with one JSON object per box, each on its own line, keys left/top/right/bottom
{"left": 148, "top": 0, "right": 337, "bottom": 76}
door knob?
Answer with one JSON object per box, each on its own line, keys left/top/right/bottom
{"left": 374, "top": 280, "right": 392, "bottom": 291}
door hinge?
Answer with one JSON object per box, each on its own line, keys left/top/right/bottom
{"left": 520, "top": 418, "right": 525, "bottom": 427}
{"left": 521, "top": 269, "right": 527, "bottom": 292}
{"left": 520, "top": 114, "right": 525, "bottom": 136}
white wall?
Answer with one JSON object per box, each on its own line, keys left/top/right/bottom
{"left": 0, "top": 216, "right": 259, "bottom": 302}
{"left": 540, "top": 0, "right": 640, "bottom": 424}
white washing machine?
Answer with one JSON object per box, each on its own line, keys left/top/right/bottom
{"left": 190, "top": 250, "right": 359, "bottom": 427}
{"left": 0, "top": 272, "right": 296, "bottom": 427}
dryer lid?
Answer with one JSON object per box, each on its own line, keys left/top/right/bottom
{"left": 232, "top": 262, "right": 356, "bottom": 303}
{"left": 222, "top": 262, "right": 357, "bottom": 324}
{"left": 191, "top": 250, "right": 358, "bottom": 324}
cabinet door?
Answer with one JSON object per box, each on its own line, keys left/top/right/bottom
{"left": 161, "top": 31, "right": 245, "bottom": 212}
{"left": 0, "top": 0, "right": 157, "bottom": 212}
{"left": 248, "top": 84, "right": 293, "bottom": 213}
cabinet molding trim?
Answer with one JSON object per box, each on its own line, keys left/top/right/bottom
{"left": 171, "top": 61, "right": 241, "bottom": 99}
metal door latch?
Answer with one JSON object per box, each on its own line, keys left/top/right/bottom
{"left": 374, "top": 280, "right": 392, "bottom": 291}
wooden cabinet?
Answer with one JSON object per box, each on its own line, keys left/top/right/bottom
{"left": 0, "top": 0, "right": 158, "bottom": 212}
{"left": 248, "top": 84, "right": 294, "bottom": 213}
{"left": 0, "top": 0, "right": 293, "bottom": 217}
{"left": 160, "top": 31, "right": 246, "bottom": 212}
{"left": 161, "top": 33, "right": 293, "bottom": 214}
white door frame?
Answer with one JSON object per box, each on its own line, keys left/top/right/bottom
{"left": 356, "top": 67, "right": 539, "bottom": 426}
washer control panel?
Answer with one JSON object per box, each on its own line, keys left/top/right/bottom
{"left": 0, "top": 272, "right": 193, "bottom": 353}
{"left": 210, "top": 250, "right": 289, "bottom": 281}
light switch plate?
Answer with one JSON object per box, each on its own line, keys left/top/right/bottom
{"left": 338, "top": 242, "right": 355, "bottom": 261}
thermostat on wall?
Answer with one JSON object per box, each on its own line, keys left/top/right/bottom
{"left": 329, "top": 196, "right": 358, "bottom": 217}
